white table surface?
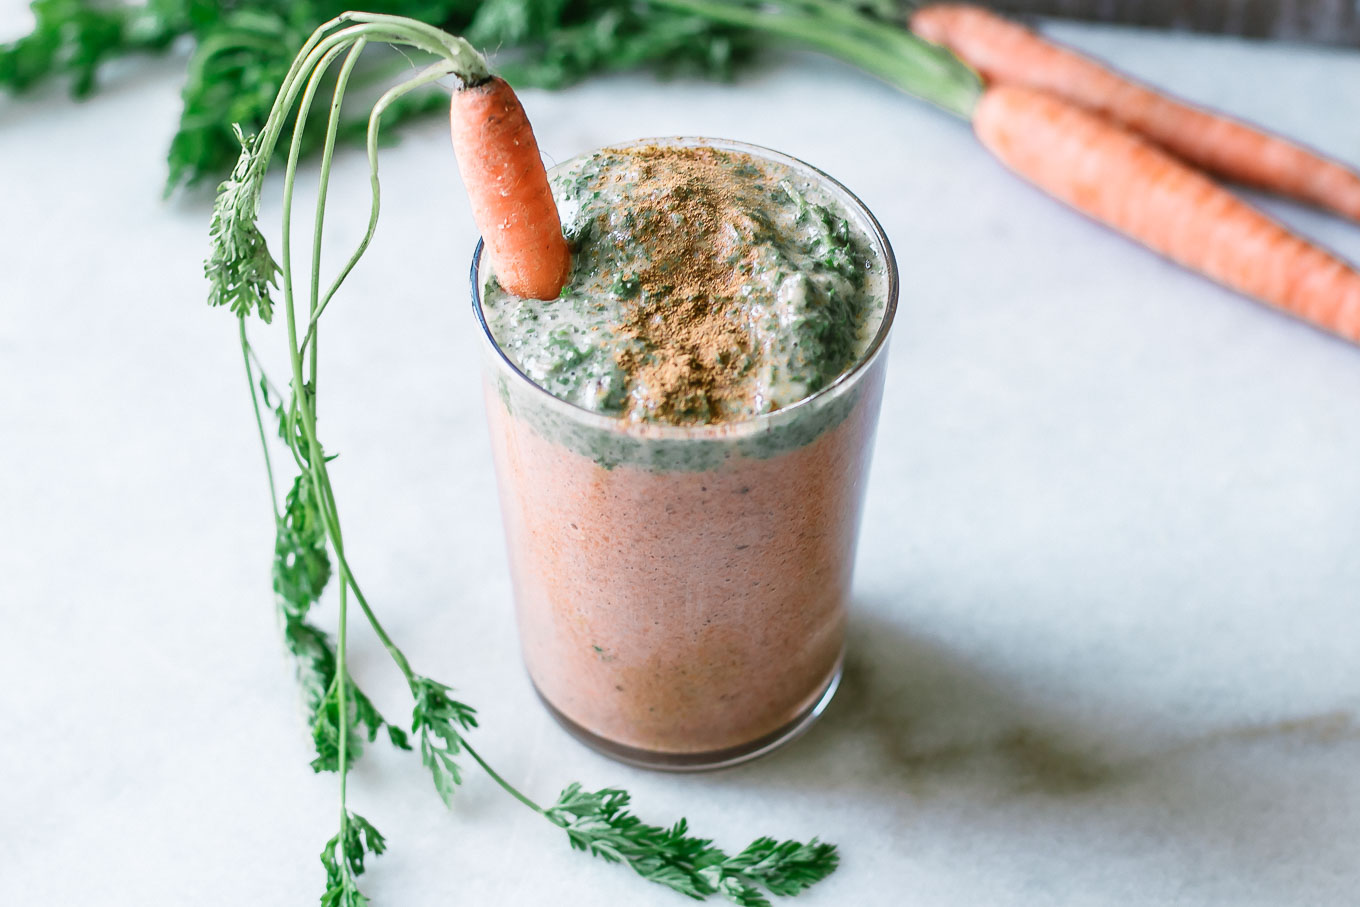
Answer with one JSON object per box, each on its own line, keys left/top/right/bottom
{"left": 3, "top": 13, "right": 1359, "bottom": 906}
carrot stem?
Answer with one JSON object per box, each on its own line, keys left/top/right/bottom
{"left": 300, "top": 60, "right": 461, "bottom": 351}
{"left": 308, "top": 39, "right": 367, "bottom": 401}
{"left": 651, "top": 0, "right": 982, "bottom": 118}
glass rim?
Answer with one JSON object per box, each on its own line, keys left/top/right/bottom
{"left": 470, "top": 135, "right": 900, "bottom": 441}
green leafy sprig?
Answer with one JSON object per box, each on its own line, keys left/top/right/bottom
{"left": 545, "top": 785, "right": 838, "bottom": 905}
{"left": 208, "top": 127, "right": 279, "bottom": 322}
{"left": 321, "top": 810, "right": 387, "bottom": 907}
{"left": 212, "top": 11, "right": 838, "bottom": 905}
{"left": 411, "top": 676, "right": 479, "bottom": 807}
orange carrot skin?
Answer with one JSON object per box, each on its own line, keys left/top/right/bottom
{"left": 974, "top": 84, "right": 1360, "bottom": 344}
{"left": 449, "top": 77, "right": 571, "bottom": 300}
{"left": 913, "top": 4, "right": 1360, "bottom": 224}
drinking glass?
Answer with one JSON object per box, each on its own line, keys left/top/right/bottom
{"left": 471, "top": 137, "right": 899, "bottom": 770}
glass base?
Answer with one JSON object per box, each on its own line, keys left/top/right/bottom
{"left": 534, "top": 657, "right": 843, "bottom": 772}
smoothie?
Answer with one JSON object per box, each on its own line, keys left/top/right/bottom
{"left": 474, "top": 138, "right": 897, "bottom": 768}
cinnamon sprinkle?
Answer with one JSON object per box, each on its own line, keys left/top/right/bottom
{"left": 604, "top": 146, "right": 765, "bottom": 424}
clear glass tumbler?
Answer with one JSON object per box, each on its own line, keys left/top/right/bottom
{"left": 472, "top": 138, "right": 899, "bottom": 770}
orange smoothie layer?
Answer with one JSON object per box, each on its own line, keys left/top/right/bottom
{"left": 485, "top": 369, "right": 884, "bottom": 754}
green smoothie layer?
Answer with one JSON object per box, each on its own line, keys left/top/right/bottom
{"left": 481, "top": 143, "right": 887, "bottom": 426}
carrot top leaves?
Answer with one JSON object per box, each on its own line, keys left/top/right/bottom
{"left": 320, "top": 810, "right": 387, "bottom": 907}
{"left": 411, "top": 676, "right": 479, "bottom": 807}
{"left": 2, "top": 0, "right": 756, "bottom": 189}
{"left": 211, "top": 18, "right": 494, "bottom": 900}
{"left": 208, "top": 126, "right": 279, "bottom": 322}
{"left": 544, "top": 785, "right": 840, "bottom": 906}
{"left": 8, "top": 1, "right": 980, "bottom": 186}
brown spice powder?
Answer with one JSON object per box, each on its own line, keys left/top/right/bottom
{"left": 606, "top": 146, "right": 763, "bottom": 424}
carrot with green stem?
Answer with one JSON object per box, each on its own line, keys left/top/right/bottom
{"left": 653, "top": 0, "right": 1360, "bottom": 345}
{"left": 910, "top": 3, "right": 1360, "bottom": 224}
{"left": 208, "top": 11, "right": 838, "bottom": 906}
{"left": 450, "top": 76, "right": 572, "bottom": 300}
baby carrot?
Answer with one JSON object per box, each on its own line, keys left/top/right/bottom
{"left": 974, "top": 84, "right": 1360, "bottom": 343}
{"left": 912, "top": 3, "right": 1360, "bottom": 224}
{"left": 449, "top": 76, "right": 571, "bottom": 301}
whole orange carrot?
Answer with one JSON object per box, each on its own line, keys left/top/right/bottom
{"left": 975, "top": 84, "right": 1360, "bottom": 343}
{"left": 912, "top": 3, "right": 1360, "bottom": 224}
{"left": 449, "top": 76, "right": 571, "bottom": 301}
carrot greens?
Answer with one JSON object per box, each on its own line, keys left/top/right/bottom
{"left": 2, "top": 0, "right": 755, "bottom": 191}
{"left": 210, "top": 12, "right": 837, "bottom": 904}
{"left": 3, "top": 1, "right": 978, "bottom": 189}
